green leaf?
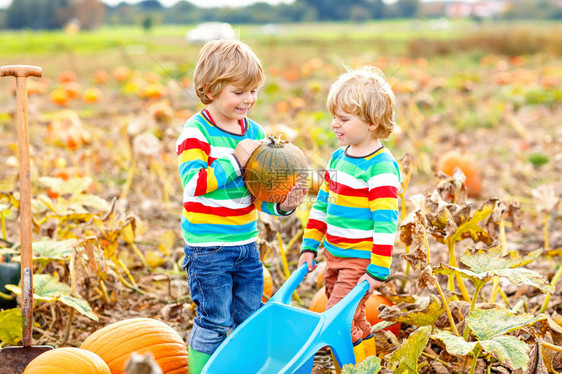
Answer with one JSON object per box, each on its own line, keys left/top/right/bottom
{"left": 493, "top": 268, "right": 554, "bottom": 293}
{"left": 432, "top": 329, "right": 477, "bottom": 356}
{"left": 0, "top": 308, "right": 22, "bottom": 345}
{"left": 461, "top": 246, "right": 542, "bottom": 273}
{"left": 33, "top": 239, "right": 76, "bottom": 261}
{"left": 433, "top": 327, "right": 531, "bottom": 371}
{"left": 467, "top": 308, "right": 548, "bottom": 341}
{"left": 386, "top": 326, "right": 431, "bottom": 373}
{"left": 58, "top": 295, "right": 98, "bottom": 321}
{"left": 479, "top": 335, "right": 530, "bottom": 370}
{"left": 434, "top": 248, "right": 554, "bottom": 293}
{"left": 6, "top": 274, "right": 98, "bottom": 321}
{"left": 433, "top": 263, "right": 490, "bottom": 287}
{"left": 342, "top": 355, "right": 382, "bottom": 374}
{"left": 9, "top": 239, "right": 77, "bottom": 265}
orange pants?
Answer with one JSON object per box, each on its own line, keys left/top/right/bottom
{"left": 324, "top": 250, "right": 371, "bottom": 343}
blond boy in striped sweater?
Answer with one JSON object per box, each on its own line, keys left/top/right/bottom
{"left": 177, "top": 39, "right": 307, "bottom": 373}
{"left": 298, "top": 66, "right": 401, "bottom": 364}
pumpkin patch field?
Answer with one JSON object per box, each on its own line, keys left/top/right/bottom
{"left": 0, "top": 20, "right": 561, "bottom": 373}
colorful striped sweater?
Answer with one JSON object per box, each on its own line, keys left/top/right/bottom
{"left": 301, "top": 145, "right": 401, "bottom": 281}
{"left": 176, "top": 111, "right": 290, "bottom": 247}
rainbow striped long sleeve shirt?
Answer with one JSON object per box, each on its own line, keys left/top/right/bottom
{"left": 177, "top": 111, "right": 290, "bottom": 247}
{"left": 301, "top": 145, "right": 401, "bottom": 281}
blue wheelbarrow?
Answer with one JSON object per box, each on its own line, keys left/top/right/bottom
{"left": 202, "top": 264, "right": 369, "bottom": 373}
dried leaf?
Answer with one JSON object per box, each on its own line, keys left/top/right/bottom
{"left": 417, "top": 265, "right": 437, "bottom": 289}
{"left": 401, "top": 244, "right": 428, "bottom": 272}
{"left": 527, "top": 341, "right": 549, "bottom": 374}
{"left": 449, "top": 200, "right": 494, "bottom": 245}
{"left": 378, "top": 295, "right": 444, "bottom": 327}
{"left": 436, "top": 167, "right": 468, "bottom": 204}
{"left": 406, "top": 193, "right": 426, "bottom": 213}
{"left": 541, "top": 333, "right": 559, "bottom": 374}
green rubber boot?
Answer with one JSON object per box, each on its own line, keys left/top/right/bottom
{"left": 188, "top": 346, "right": 212, "bottom": 374}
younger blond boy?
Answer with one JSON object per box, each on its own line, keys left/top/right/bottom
{"left": 299, "top": 66, "right": 401, "bottom": 364}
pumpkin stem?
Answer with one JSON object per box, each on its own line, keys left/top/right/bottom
{"left": 267, "top": 134, "right": 288, "bottom": 148}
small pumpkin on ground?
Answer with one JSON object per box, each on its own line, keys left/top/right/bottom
{"left": 23, "top": 347, "right": 110, "bottom": 374}
{"left": 0, "top": 254, "right": 20, "bottom": 310}
{"left": 244, "top": 135, "right": 308, "bottom": 203}
{"left": 80, "top": 318, "right": 188, "bottom": 374}
{"left": 436, "top": 150, "right": 481, "bottom": 197}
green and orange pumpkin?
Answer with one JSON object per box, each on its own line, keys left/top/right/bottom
{"left": 244, "top": 136, "right": 308, "bottom": 203}
{"left": 24, "top": 347, "right": 110, "bottom": 374}
{"left": 80, "top": 318, "right": 188, "bottom": 374}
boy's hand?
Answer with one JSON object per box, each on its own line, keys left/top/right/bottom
{"left": 298, "top": 251, "right": 317, "bottom": 272}
{"left": 358, "top": 273, "right": 384, "bottom": 295}
{"left": 279, "top": 182, "right": 308, "bottom": 212}
{"left": 234, "top": 139, "right": 262, "bottom": 168}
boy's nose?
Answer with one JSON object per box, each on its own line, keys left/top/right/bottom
{"left": 243, "top": 92, "right": 254, "bottom": 102}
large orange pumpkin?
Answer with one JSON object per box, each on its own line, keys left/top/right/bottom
{"left": 24, "top": 347, "right": 111, "bottom": 374}
{"left": 262, "top": 265, "right": 273, "bottom": 302}
{"left": 436, "top": 150, "right": 481, "bottom": 197}
{"left": 80, "top": 318, "right": 188, "bottom": 374}
{"left": 244, "top": 136, "right": 308, "bottom": 203}
{"left": 309, "top": 287, "right": 401, "bottom": 336}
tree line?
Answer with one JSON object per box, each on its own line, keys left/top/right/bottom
{"left": 1, "top": 0, "right": 561, "bottom": 30}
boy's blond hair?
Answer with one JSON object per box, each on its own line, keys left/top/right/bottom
{"left": 193, "top": 39, "right": 265, "bottom": 105}
{"left": 327, "top": 66, "right": 395, "bottom": 139}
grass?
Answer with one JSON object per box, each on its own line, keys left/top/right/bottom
{"left": 2, "top": 19, "right": 561, "bottom": 56}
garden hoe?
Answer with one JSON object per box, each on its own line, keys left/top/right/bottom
{"left": 0, "top": 65, "right": 53, "bottom": 374}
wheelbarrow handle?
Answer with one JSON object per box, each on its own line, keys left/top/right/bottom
{"left": 322, "top": 281, "right": 370, "bottom": 326}
{"left": 269, "top": 262, "right": 313, "bottom": 305}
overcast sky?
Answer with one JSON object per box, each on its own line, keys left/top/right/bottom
{"left": 0, "top": 0, "right": 296, "bottom": 9}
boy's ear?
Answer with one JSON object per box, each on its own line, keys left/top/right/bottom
{"left": 203, "top": 85, "right": 214, "bottom": 101}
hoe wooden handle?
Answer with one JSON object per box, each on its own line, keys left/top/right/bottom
{"left": 0, "top": 65, "right": 42, "bottom": 78}
{"left": 1, "top": 64, "right": 42, "bottom": 347}
{"left": 0, "top": 65, "right": 42, "bottom": 281}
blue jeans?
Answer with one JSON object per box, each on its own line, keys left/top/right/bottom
{"left": 183, "top": 242, "right": 263, "bottom": 355}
